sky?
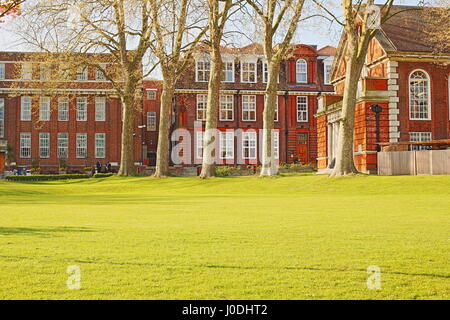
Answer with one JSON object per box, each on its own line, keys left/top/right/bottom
{"left": 0, "top": 0, "right": 426, "bottom": 78}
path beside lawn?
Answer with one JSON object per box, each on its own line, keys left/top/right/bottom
{"left": 0, "top": 174, "right": 449, "bottom": 299}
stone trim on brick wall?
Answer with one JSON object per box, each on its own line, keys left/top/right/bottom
{"left": 387, "top": 60, "right": 400, "bottom": 142}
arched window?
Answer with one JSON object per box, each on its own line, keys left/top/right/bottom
{"left": 409, "top": 70, "right": 431, "bottom": 120}
{"left": 296, "top": 59, "right": 307, "bottom": 83}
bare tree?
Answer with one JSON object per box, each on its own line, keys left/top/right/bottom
{"left": 421, "top": 0, "right": 450, "bottom": 54}
{"left": 0, "top": 0, "right": 24, "bottom": 20}
{"left": 314, "top": 0, "right": 394, "bottom": 176}
{"left": 15, "top": 0, "right": 154, "bottom": 176}
{"left": 150, "top": 0, "right": 207, "bottom": 177}
{"left": 199, "top": 0, "right": 234, "bottom": 178}
{"left": 245, "top": 0, "right": 306, "bottom": 176}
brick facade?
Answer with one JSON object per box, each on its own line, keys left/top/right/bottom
{"left": 0, "top": 52, "right": 143, "bottom": 173}
{"left": 316, "top": 6, "right": 450, "bottom": 174}
{"left": 142, "top": 43, "right": 335, "bottom": 167}
{"left": 0, "top": 43, "right": 336, "bottom": 173}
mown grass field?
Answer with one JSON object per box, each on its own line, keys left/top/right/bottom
{"left": 0, "top": 174, "right": 449, "bottom": 300}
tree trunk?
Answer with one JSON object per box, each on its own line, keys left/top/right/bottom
{"left": 118, "top": 93, "right": 136, "bottom": 176}
{"left": 330, "top": 43, "right": 365, "bottom": 177}
{"left": 154, "top": 79, "right": 175, "bottom": 178}
{"left": 260, "top": 61, "right": 279, "bottom": 176}
{"left": 200, "top": 47, "right": 221, "bottom": 178}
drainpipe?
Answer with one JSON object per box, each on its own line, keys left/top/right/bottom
{"left": 236, "top": 90, "right": 241, "bottom": 166}
{"left": 284, "top": 90, "right": 289, "bottom": 163}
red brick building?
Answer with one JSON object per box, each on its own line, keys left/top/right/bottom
{"left": 0, "top": 52, "right": 143, "bottom": 173}
{"left": 0, "top": 43, "right": 336, "bottom": 174}
{"left": 143, "top": 43, "right": 335, "bottom": 166}
{"left": 316, "top": 6, "right": 450, "bottom": 173}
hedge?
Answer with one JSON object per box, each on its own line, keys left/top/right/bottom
{"left": 94, "top": 173, "right": 115, "bottom": 178}
{"left": 5, "top": 174, "right": 90, "bottom": 182}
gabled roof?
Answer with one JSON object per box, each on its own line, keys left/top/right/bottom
{"left": 329, "top": 5, "right": 449, "bottom": 84}
{"left": 317, "top": 46, "right": 337, "bottom": 56}
{"left": 376, "top": 5, "right": 450, "bottom": 53}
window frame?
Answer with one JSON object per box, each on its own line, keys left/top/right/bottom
{"left": 146, "top": 89, "right": 157, "bottom": 100}
{"left": 410, "top": 132, "right": 432, "bottom": 150}
{"left": 76, "top": 97, "right": 88, "bottom": 121}
{"left": 196, "top": 60, "right": 210, "bottom": 82}
{"left": 242, "top": 95, "right": 256, "bottom": 122}
{"left": 240, "top": 60, "right": 257, "bottom": 83}
{"left": 95, "top": 133, "right": 106, "bottom": 158}
{"left": 220, "top": 131, "right": 234, "bottom": 159}
{"left": 22, "top": 63, "right": 33, "bottom": 80}
{"left": 222, "top": 60, "right": 234, "bottom": 83}
{"left": 95, "top": 97, "right": 106, "bottom": 121}
{"left": 20, "top": 96, "right": 32, "bottom": 121}
{"left": 0, "top": 63, "right": 6, "bottom": 80}
{"left": 196, "top": 94, "right": 207, "bottom": 121}
{"left": 76, "top": 133, "right": 88, "bottom": 159}
{"left": 96, "top": 63, "right": 107, "bottom": 81}
{"left": 196, "top": 131, "right": 204, "bottom": 160}
{"left": 409, "top": 69, "right": 431, "bottom": 121}
{"left": 324, "top": 61, "right": 332, "bottom": 85}
{"left": 39, "top": 132, "right": 50, "bottom": 159}
{"left": 39, "top": 64, "right": 51, "bottom": 81}
{"left": 147, "top": 112, "right": 157, "bottom": 131}
{"left": 39, "top": 96, "right": 51, "bottom": 121}
{"left": 58, "top": 97, "right": 69, "bottom": 121}
{"left": 20, "top": 132, "right": 32, "bottom": 159}
{"left": 242, "top": 131, "right": 257, "bottom": 160}
{"left": 76, "top": 66, "right": 88, "bottom": 81}
{"left": 219, "top": 95, "right": 234, "bottom": 121}
{"left": 296, "top": 96, "right": 308, "bottom": 122}
{"left": 273, "top": 131, "right": 279, "bottom": 160}
{"left": 262, "top": 61, "right": 279, "bottom": 83}
{"left": 295, "top": 59, "right": 308, "bottom": 83}
{"left": 57, "top": 133, "right": 69, "bottom": 159}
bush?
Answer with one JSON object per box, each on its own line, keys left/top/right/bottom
{"left": 6, "top": 174, "right": 89, "bottom": 182}
{"left": 94, "top": 173, "right": 115, "bottom": 178}
{"left": 216, "top": 166, "right": 250, "bottom": 177}
{"left": 278, "top": 163, "right": 315, "bottom": 173}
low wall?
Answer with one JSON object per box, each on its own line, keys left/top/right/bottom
{"left": 378, "top": 150, "right": 450, "bottom": 175}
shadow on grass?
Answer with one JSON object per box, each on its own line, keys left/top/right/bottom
{"left": 0, "top": 226, "right": 97, "bottom": 237}
{"left": 67, "top": 259, "right": 450, "bottom": 280}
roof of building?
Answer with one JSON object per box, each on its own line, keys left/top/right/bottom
{"left": 196, "top": 43, "right": 336, "bottom": 56}
{"left": 376, "top": 5, "right": 450, "bottom": 53}
{"left": 317, "top": 46, "right": 337, "bottom": 56}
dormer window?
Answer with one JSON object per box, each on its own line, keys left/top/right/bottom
{"left": 263, "top": 61, "right": 279, "bottom": 83}
{"left": 40, "top": 64, "right": 51, "bottom": 81}
{"left": 295, "top": 59, "right": 307, "bottom": 83}
{"left": 222, "top": 60, "right": 234, "bottom": 82}
{"left": 241, "top": 61, "right": 257, "bottom": 83}
{"left": 96, "top": 63, "right": 107, "bottom": 81}
{"left": 77, "top": 66, "right": 88, "bottom": 81}
{"left": 324, "top": 61, "right": 332, "bottom": 85}
{"left": 22, "top": 63, "right": 32, "bottom": 80}
{"left": 196, "top": 60, "right": 210, "bottom": 82}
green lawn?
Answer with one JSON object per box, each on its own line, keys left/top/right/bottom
{"left": 0, "top": 174, "right": 449, "bottom": 300}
